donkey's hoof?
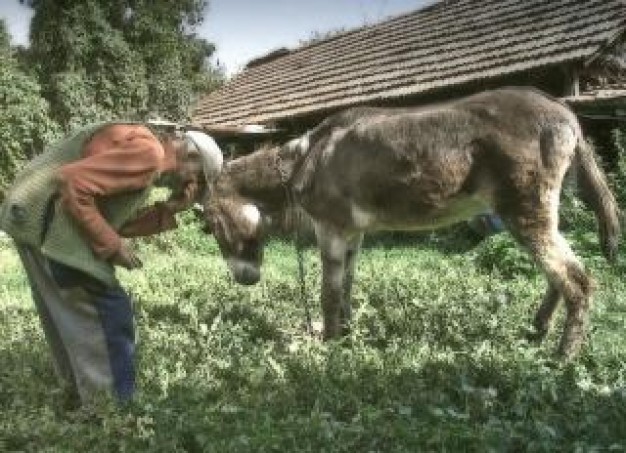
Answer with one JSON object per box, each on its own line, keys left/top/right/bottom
{"left": 557, "top": 323, "right": 586, "bottom": 360}
{"left": 524, "top": 327, "right": 547, "bottom": 344}
{"left": 301, "top": 320, "right": 324, "bottom": 339}
{"left": 556, "top": 342, "right": 582, "bottom": 362}
{"left": 556, "top": 336, "right": 585, "bottom": 361}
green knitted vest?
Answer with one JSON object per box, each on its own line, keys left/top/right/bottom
{"left": 0, "top": 122, "right": 152, "bottom": 286}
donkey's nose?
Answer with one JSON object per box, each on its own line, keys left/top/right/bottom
{"left": 228, "top": 258, "right": 261, "bottom": 285}
{"left": 238, "top": 266, "right": 260, "bottom": 285}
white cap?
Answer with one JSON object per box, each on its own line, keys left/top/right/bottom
{"left": 184, "top": 130, "right": 224, "bottom": 183}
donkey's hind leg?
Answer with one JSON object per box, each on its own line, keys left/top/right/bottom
{"left": 509, "top": 218, "right": 593, "bottom": 358}
{"left": 541, "top": 233, "right": 593, "bottom": 358}
{"left": 528, "top": 283, "right": 561, "bottom": 342}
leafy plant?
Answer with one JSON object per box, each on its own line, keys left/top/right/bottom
{"left": 0, "top": 19, "right": 60, "bottom": 199}
{"left": 2, "top": 214, "right": 624, "bottom": 452}
{"left": 471, "top": 232, "right": 537, "bottom": 278}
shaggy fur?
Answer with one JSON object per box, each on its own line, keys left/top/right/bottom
{"left": 204, "top": 87, "right": 620, "bottom": 359}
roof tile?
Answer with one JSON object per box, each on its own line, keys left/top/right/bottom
{"left": 193, "top": 0, "right": 626, "bottom": 127}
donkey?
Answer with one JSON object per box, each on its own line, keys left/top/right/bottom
{"left": 202, "top": 87, "right": 620, "bottom": 359}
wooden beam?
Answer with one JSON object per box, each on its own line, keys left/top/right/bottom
{"left": 565, "top": 65, "right": 581, "bottom": 98}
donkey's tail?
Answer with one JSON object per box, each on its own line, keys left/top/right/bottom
{"left": 574, "top": 139, "right": 620, "bottom": 262}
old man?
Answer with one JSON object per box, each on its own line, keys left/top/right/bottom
{"left": 0, "top": 122, "right": 222, "bottom": 405}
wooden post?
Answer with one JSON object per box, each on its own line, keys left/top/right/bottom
{"left": 566, "top": 66, "right": 581, "bottom": 98}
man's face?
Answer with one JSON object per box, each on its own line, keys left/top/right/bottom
{"left": 172, "top": 137, "right": 204, "bottom": 182}
{"left": 155, "top": 137, "right": 203, "bottom": 189}
{"left": 178, "top": 152, "right": 203, "bottom": 182}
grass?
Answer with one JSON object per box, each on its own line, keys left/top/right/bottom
{"left": 1, "top": 216, "right": 625, "bottom": 452}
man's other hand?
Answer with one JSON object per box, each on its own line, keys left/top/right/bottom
{"left": 164, "top": 180, "right": 199, "bottom": 213}
{"left": 111, "top": 239, "right": 143, "bottom": 269}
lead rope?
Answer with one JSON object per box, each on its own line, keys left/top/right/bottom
{"left": 275, "top": 151, "right": 314, "bottom": 334}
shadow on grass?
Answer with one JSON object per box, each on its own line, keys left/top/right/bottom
{"left": 2, "top": 318, "right": 624, "bottom": 452}
{"left": 362, "top": 224, "right": 484, "bottom": 255}
{"left": 275, "top": 222, "right": 487, "bottom": 256}
{"left": 149, "top": 344, "right": 626, "bottom": 453}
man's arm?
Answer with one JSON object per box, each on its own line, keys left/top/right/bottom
{"left": 117, "top": 179, "right": 200, "bottom": 238}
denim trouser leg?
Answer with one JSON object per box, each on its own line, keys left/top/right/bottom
{"left": 16, "top": 243, "right": 135, "bottom": 403}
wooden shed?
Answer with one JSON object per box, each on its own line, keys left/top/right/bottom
{"left": 193, "top": 0, "right": 626, "bottom": 155}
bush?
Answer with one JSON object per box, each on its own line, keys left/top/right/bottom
{"left": 609, "top": 127, "right": 626, "bottom": 207}
{"left": 0, "top": 29, "right": 60, "bottom": 200}
{"left": 471, "top": 232, "right": 537, "bottom": 278}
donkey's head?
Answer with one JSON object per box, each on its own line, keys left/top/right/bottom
{"left": 174, "top": 129, "right": 266, "bottom": 285}
{"left": 200, "top": 144, "right": 292, "bottom": 285}
{"left": 203, "top": 190, "right": 266, "bottom": 285}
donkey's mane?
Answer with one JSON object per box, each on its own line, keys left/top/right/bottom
{"left": 226, "top": 146, "right": 278, "bottom": 184}
{"left": 222, "top": 146, "right": 287, "bottom": 209}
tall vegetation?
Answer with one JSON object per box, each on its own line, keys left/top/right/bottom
{"left": 22, "top": 0, "right": 222, "bottom": 128}
{"left": 25, "top": 0, "right": 150, "bottom": 130}
{"left": 0, "top": 19, "right": 59, "bottom": 199}
{"left": 0, "top": 0, "right": 223, "bottom": 199}
{"left": 121, "top": 0, "right": 223, "bottom": 120}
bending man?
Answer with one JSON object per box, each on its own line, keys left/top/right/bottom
{"left": 0, "top": 122, "right": 222, "bottom": 405}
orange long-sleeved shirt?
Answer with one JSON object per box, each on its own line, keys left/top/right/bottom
{"left": 55, "top": 124, "right": 180, "bottom": 259}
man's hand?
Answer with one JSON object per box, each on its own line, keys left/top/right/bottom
{"left": 163, "top": 180, "right": 199, "bottom": 213}
{"left": 110, "top": 239, "right": 143, "bottom": 270}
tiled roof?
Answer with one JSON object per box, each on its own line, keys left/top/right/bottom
{"left": 193, "top": 0, "right": 626, "bottom": 127}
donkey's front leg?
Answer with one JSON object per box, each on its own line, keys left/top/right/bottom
{"left": 340, "top": 234, "right": 363, "bottom": 334}
{"left": 316, "top": 225, "right": 348, "bottom": 340}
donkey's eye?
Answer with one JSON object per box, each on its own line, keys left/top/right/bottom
{"left": 244, "top": 238, "right": 259, "bottom": 249}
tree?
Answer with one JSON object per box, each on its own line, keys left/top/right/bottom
{"left": 299, "top": 27, "right": 348, "bottom": 46}
{"left": 21, "top": 0, "right": 222, "bottom": 128}
{"left": 0, "top": 19, "right": 60, "bottom": 199}
{"left": 24, "top": 0, "right": 148, "bottom": 130}
{"left": 0, "top": 19, "right": 9, "bottom": 53}
{"left": 121, "top": 0, "right": 222, "bottom": 120}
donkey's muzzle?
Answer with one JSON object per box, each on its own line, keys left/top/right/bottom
{"left": 227, "top": 258, "right": 261, "bottom": 285}
{"left": 239, "top": 268, "right": 260, "bottom": 285}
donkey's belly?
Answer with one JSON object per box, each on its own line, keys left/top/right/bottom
{"left": 349, "top": 193, "right": 491, "bottom": 232}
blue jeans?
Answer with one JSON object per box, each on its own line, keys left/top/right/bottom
{"left": 18, "top": 243, "right": 136, "bottom": 403}
{"left": 49, "top": 260, "right": 136, "bottom": 401}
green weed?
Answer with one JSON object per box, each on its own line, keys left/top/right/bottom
{"left": 1, "top": 221, "right": 625, "bottom": 452}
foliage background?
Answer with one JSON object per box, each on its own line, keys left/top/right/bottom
{"left": 0, "top": 0, "right": 223, "bottom": 198}
{"left": 0, "top": 20, "right": 59, "bottom": 200}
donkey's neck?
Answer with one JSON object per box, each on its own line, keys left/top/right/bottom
{"left": 225, "top": 146, "right": 297, "bottom": 212}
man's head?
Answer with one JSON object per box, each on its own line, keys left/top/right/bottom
{"left": 160, "top": 130, "right": 223, "bottom": 185}
{"left": 153, "top": 130, "right": 224, "bottom": 214}
{"left": 184, "top": 131, "right": 223, "bottom": 183}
